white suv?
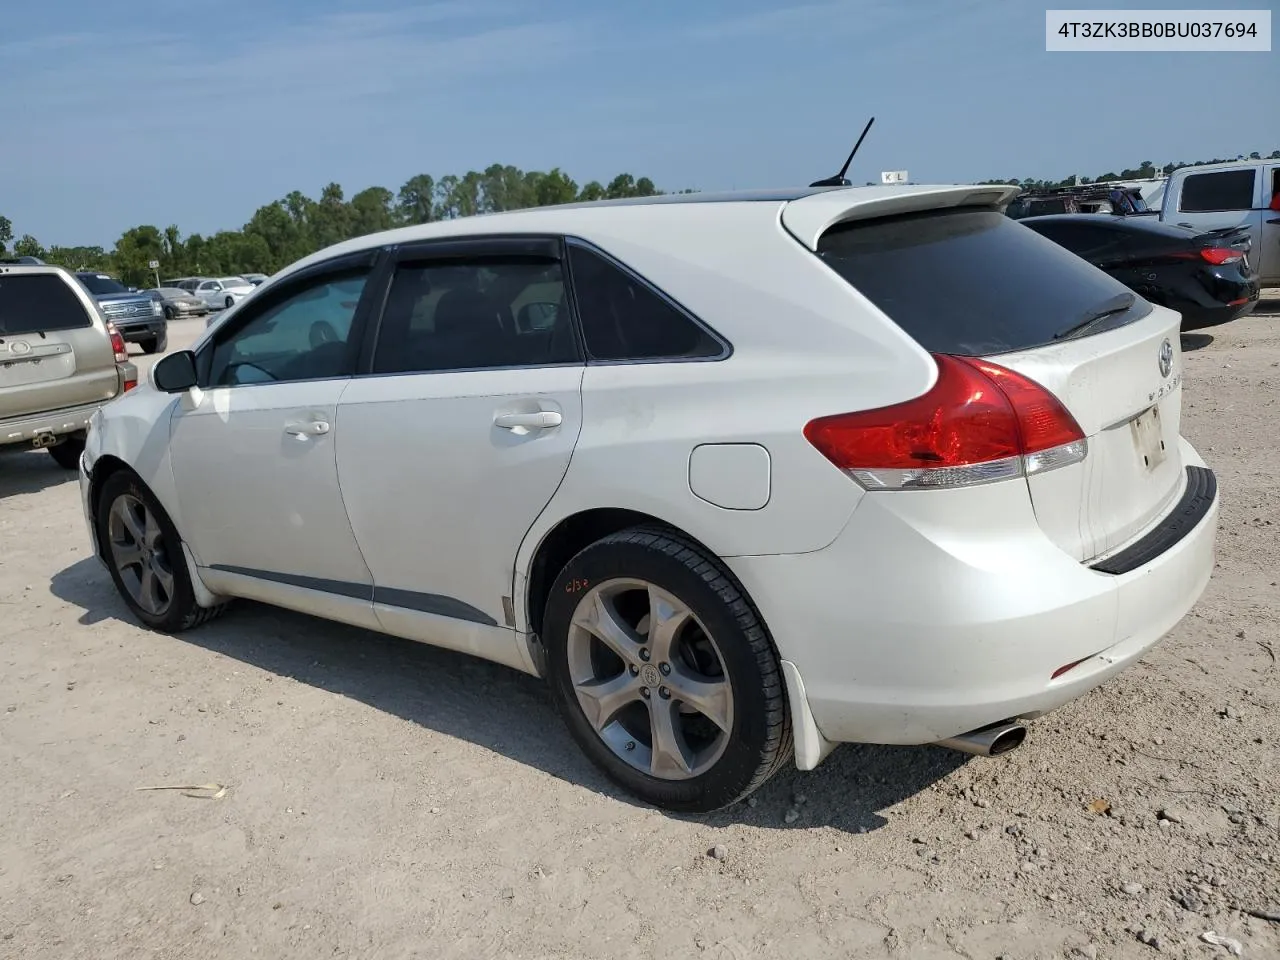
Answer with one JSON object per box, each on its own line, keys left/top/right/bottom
{"left": 77, "top": 185, "right": 1219, "bottom": 811}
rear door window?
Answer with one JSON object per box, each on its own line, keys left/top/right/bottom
{"left": 1178, "top": 170, "right": 1257, "bottom": 212}
{"left": 567, "top": 243, "right": 726, "bottom": 361}
{"left": 815, "top": 208, "right": 1149, "bottom": 356}
{"left": 0, "top": 273, "right": 93, "bottom": 336}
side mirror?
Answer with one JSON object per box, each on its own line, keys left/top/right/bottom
{"left": 152, "top": 350, "right": 198, "bottom": 393}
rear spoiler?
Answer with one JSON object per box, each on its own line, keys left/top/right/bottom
{"left": 1198, "top": 224, "right": 1252, "bottom": 250}
{"left": 780, "top": 184, "right": 1021, "bottom": 250}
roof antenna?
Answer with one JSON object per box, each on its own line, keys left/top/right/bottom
{"left": 810, "top": 116, "right": 875, "bottom": 187}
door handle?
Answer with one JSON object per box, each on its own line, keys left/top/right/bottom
{"left": 284, "top": 419, "right": 331, "bottom": 438}
{"left": 493, "top": 411, "right": 562, "bottom": 430}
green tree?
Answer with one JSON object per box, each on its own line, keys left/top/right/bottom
{"left": 348, "top": 186, "right": 395, "bottom": 237}
{"left": 396, "top": 174, "right": 436, "bottom": 225}
{"left": 0, "top": 215, "right": 12, "bottom": 255}
{"left": 525, "top": 168, "right": 579, "bottom": 207}
{"left": 113, "top": 225, "right": 165, "bottom": 286}
{"left": 577, "top": 181, "right": 607, "bottom": 202}
{"left": 13, "top": 235, "right": 45, "bottom": 259}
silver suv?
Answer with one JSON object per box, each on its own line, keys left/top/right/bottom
{"left": 1, "top": 261, "right": 138, "bottom": 469}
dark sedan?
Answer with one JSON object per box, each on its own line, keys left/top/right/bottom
{"left": 1020, "top": 214, "right": 1260, "bottom": 331}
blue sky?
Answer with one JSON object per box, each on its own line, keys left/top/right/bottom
{"left": 3, "top": 0, "right": 1276, "bottom": 247}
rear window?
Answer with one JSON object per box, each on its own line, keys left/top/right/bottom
{"left": 816, "top": 208, "right": 1149, "bottom": 356}
{"left": 77, "top": 273, "right": 129, "bottom": 296}
{"left": 0, "top": 273, "right": 93, "bottom": 337}
{"left": 1179, "top": 170, "right": 1256, "bottom": 213}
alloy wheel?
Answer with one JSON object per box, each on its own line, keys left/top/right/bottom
{"left": 106, "top": 493, "right": 175, "bottom": 617}
{"left": 566, "top": 578, "right": 733, "bottom": 780}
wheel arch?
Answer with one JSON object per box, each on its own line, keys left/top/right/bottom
{"left": 522, "top": 507, "right": 723, "bottom": 642}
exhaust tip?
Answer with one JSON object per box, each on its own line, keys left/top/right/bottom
{"left": 988, "top": 725, "right": 1027, "bottom": 756}
{"left": 935, "top": 721, "right": 1027, "bottom": 757}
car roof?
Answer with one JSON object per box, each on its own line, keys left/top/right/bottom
{"left": 280, "top": 183, "right": 1020, "bottom": 280}
{"left": 1173, "top": 158, "right": 1272, "bottom": 172}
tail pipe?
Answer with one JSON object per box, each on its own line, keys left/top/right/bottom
{"left": 936, "top": 721, "right": 1026, "bottom": 757}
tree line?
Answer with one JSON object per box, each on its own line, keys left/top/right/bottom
{"left": 977, "top": 150, "right": 1280, "bottom": 193}
{"left": 0, "top": 166, "right": 677, "bottom": 287}
{"left": 3, "top": 150, "right": 1277, "bottom": 288}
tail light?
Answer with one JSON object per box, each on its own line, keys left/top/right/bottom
{"left": 106, "top": 322, "right": 128, "bottom": 363}
{"left": 1198, "top": 247, "right": 1243, "bottom": 265}
{"left": 804, "top": 354, "right": 1088, "bottom": 491}
{"left": 123, "top": 372, "right": 138, "bottom": 392}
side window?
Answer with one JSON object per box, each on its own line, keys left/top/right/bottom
{"left": 208, "top": 269, "right": 369, "bottom": 386}
{"left": 371, "top": 256, "right": 579, "bottom": 374}
{"left": 1179, "top": 170, "right": 1256, "bottom": 213}
{"left": 566, "top": 244, "right": 724, "bottom": 362}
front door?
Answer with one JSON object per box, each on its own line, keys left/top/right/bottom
{"left": 335, "top": 237, "right": 584, "bottom": 668}
{"left": 169, "top": 252, "right": 381, "bottom": 627}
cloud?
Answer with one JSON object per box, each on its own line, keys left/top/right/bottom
{"left": 10, "top": 2, "right": 593, "bottom": 125}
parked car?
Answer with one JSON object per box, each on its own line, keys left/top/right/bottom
{"left": 1020, "top": 214, "right": 1260, "bottom": 330}
{"left": 193, "top": 276, "right": 256, "bottom": 311}
{"left": 144, "top": 286, "right": 209, "bottom": 321}
{"left": 240, "top": 273, "right": 269, "bottom": 286}
{"left": 1140, "top": 159, "right": 1279, "bottom": 286}
{"left": 1006, "top": 184, "right": 1151, "bottom": 219}
{"left": 162, "top": 277, "right": 202, "bottom": 292}
{"left": 78, "top": 185, "right": 1219, "bottom": 812}
{"left": 75, "top": 271, "right": 168, "bottom": 354}
{"left": 1, "top": 261, "right": 138, "bottom": 468}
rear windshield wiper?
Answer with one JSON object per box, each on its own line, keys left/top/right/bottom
{"left": 1053, "top": 292, "right": 1136, "bottom": 341}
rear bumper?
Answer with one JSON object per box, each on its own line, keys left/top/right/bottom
{"left": 113, "top": 318, "right": 167, "bottom": 342}
{"left": 1, "top": 399, "right": 109, "bottom": 447}
{"left": 725, "top": 438, "right": 1219, "bottom": 746}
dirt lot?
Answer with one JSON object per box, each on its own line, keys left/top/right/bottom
{"left": 2, "top": 303, "right": 1278, "bottom": 960}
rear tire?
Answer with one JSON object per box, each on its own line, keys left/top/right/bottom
{"left": 225, "top": 296, "right": 234, "bottom": 309}
{"left": 47, "top": 436, "right": 85, "bottom": 470}
{"left": 95, "top": 470, "right": 227, "bottom": 632}
{"left": 543, "top": 526, "right": 792, "bottom": 813}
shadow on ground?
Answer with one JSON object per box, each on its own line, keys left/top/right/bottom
{"left": 1180, "top": 332, "right": 1215, "bottom": 352}
{"left": 0, "top": 447, "right": 78, "bottom": 498}
{"left": 50, "top": 555, "right": 966, "bottom": 833}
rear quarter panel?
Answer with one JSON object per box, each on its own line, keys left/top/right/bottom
{"left": 513, "top": 202, "right": 937, "bottom": 629}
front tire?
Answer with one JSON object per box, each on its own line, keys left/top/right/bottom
{"left": 225, "top": 296, "right": 234, "bottom": 309}
{"left": 95, "top": 470, "right": 226, "bottom": 632}
{"left": 543, "top": 527, "right": 791, "bottom": 812}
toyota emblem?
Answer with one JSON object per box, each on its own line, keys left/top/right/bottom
{"left": 1158, "top": 338, "right": 1173, "bottom": 378}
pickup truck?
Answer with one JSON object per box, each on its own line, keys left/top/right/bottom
{"left": 1152, "top": 159, "right": 1280, "bottom": 287}
{"left": 75, "top": 271, "right": 169, "bottom": 354}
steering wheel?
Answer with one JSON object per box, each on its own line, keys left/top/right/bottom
{"left": 310, "top": 320, "right": 339, "bottom": 350}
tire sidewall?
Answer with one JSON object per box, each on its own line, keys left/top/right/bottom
{"left": 543, "top": 532, "right": 779, "bottom": 811}
{"left": 96, "top": 471, "right": 198, "bottom": 632}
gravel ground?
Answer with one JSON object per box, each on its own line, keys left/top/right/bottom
{"left": 1, "top": 302, "right": 1278, "bottom": 960}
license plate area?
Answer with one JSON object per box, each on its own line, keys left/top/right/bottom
{"left": 1130, "top": 404, "right": 1167, "bottom": 471}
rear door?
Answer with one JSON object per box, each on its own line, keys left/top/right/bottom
{"left": 799, "top": 199, "right": 1186, "bottom": 563}
{"left": 0, "top": 269, "right": 118, "bottom": 421}
{"left": 336, "top": 236, "right": 584, "bottom": 662}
